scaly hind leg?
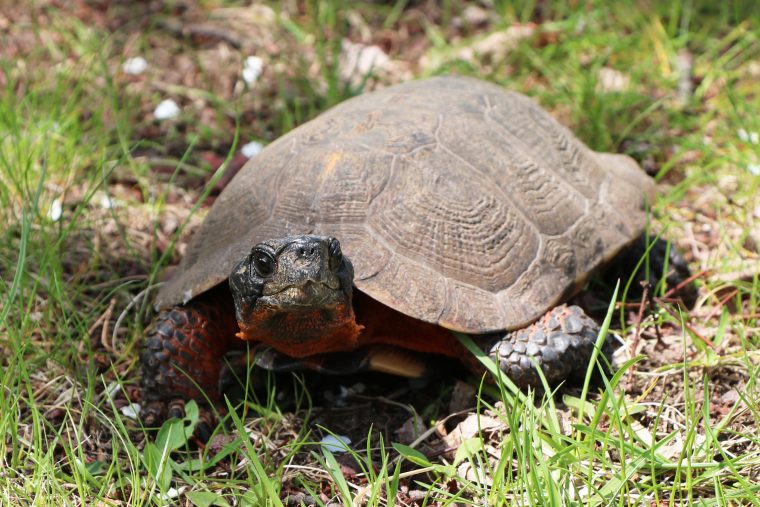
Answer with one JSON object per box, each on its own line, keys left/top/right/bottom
{"left": 141, "top": 287, "right": 240, "bottom": 437}
{"left": 488, "top": 304, "right": 608, "bottom": 389}
{"left": 611, "top": 235, "right": 697, "bottom": 307}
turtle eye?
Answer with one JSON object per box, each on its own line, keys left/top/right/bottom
{"left": 328, "top": 238, "right": 343, "bottom": 271}
{"left": 251, "top": 249, "right": 276, "bottom": 277}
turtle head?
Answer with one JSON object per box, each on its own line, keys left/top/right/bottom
{"left": 229, "top": 235, "right": 362, "bottom": 356}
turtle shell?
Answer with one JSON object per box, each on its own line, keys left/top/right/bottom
{"left": 156, "top": 76, "right": 654, "bottom": 333}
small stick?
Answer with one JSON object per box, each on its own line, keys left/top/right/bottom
{"left": 662, "top": 268, "right": 710, "bottom": 299}
{"left": 646, "top": 282, "right": 664, "bottom": 343}
{"left": 655, "top": 297, "right": 716, "bottom": 350}
{"left": 703, "top": 288, "right": 738, "bottom": 322}
{"left": 158, "top": 18, "right": 243, "bottom": 48}
{"left": 112, "top": 283, "right": 165, "bottom": 346}
{"left": 100, "top": 297, "right": 117, "bottom": 353}
{"left": 626, "top": 283, "right": 649, "bottom": 390}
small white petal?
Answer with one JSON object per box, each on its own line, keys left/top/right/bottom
{"left": 320, "top": 434, "right": 351, "bottom": 453}
{"left": 154, "top": 99, "right": 180, "bottom": 120}
{"left": 98, "top": 194, "right": 113, "bottom": 209}
{"left": 242, "top": 56, "right": 264, "bottom": 85}
{"left": 49, "top": 198, "right": 63, "bottom": 222}
{"left": 245, "top": 56, "right": 264, "bottom": 70}
{"left": 162, "top": 487, "right": 180, "bottom": 500}
{"left": 737, "top": 129, "right": 760, "bottom": 145}
{"left": 120, "top": 402, "right": 141, "bottom": 420}
{"left": 241, "top": 140, "right": 263, "bottom": 158}
{"left": 104, "top": 382, "right": 121, "bottom": 400}
{"left": 597, "top": 67, "right": 629, "bottom": 92}
{"left": 123, "top": 56, "right": 148, "bottom": 75}
{"left": 747, "top": 163, "right": 760, "bottom": 176}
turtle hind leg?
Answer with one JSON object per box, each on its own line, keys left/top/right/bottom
{"left": 141, "top": 287, "right": 239, "bottom": 428}
{"left": 488, "top": 304, "right": 607, "bottom": 389}
{"left": 643, "top": 235, "right": 697, "bottom": 307}
{"left": 613, "top": 235, "right": 697, "bottom": 308}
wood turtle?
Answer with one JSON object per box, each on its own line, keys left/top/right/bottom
{"left": 141, "top": 76, "right": 688, "bottom": 428}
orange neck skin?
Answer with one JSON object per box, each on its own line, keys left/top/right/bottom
{"left": 236, "top": 291, "right": 466, "bottom": 359}
{"left": 236, "top": 302, "right": 364, "bottom": 358}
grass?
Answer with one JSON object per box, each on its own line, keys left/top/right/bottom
{"left": 1, "top": 0, "right": 759, "bottom": 505}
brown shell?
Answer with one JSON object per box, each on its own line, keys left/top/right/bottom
{"left": 156, "top": 76, "right": 654, "bottom": 333}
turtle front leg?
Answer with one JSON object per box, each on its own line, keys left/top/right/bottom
{"left": 488, "top": 304, "right": 606, "bottom": 389}
{"left": 141, "top": 289, "right": 240, "bottom": 430}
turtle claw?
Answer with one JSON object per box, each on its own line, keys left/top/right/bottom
{"left": 489, "top": 304, "right": 608, "bottom": 389}
{"left": 141, "top": 396, "right": 220, "bottom": 443}
{"left": 167, "top": 398, "right": 186, "bottom": 420}
{"left": 141, "top": 400, "right": 167, "bottom": 428}
{"left": 196, "top": 408, "right": 218, "bottom": 443}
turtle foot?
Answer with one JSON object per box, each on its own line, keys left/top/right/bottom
{"left": 489, "top": 305, "right": 608, "bottom": 389}
{"left": 615, "top": 235, "right": 697, "bottom": 308}
{"left": 141, "top": 295, "right": 238, "bottom": 435}
{"left": 141, "top": 398, "right": 217, "bottom": 442}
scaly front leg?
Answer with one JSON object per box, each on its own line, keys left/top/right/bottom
{"left": 141, "top": 287, "right": 240, "bottom": 435}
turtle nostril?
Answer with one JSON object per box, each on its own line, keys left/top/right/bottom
{"left": 297, "top": 245, "right": 317, "bottom": 258}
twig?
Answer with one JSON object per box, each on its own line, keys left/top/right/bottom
{"left": 112, "top": 283, "right": 164, "bottom": 345}
{"left": 662, "top": 268, "right": 710, "bottom": 299}
{"left": 157, "top": 18, "right": 243, "bottom": 48}
{"left": 89, "top": 275, "right": 149, "bottom": 290}
{"left": 626, "top": 283, "right": 649, "bottom": 390}
{"left": 655, "top": 297, "right": 716, "bottom": 350}
{"left": 703, "top": 288, "right": 738, "bottom": 322}
{"left": 712, "top": 267, "right": 760, "bottom": 284}
{"left": 100, "top": 297, "right": 117, "bottom": 352}
{"left": 646, "top": 281, "right": 663, "bottom": 343}
{"left": 389, "top": 409, "right": 473, "bottom": 466}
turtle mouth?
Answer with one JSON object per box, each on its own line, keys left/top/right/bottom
{"left": 270, "top": 281, "right": 341, "bottom": 307}
{"left": 258, "top": 280, "right": 346, "bottom": 310}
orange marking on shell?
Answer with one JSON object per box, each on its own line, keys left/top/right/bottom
{"left": 319, "top": 152, "right": 343, "bottom": 182}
